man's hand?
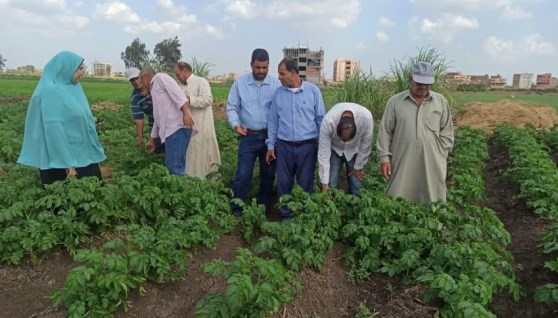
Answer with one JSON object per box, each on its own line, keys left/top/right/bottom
{"left": 234, "top": 125, "right": 247, "bottom": 136}
{"left": 66, "top": 167, "right": 77, "bottom": 178}
{"left": 137, "top": 136, "right": 145, "bottom": 146}
{"left": 265, "top": 150, "right": 276, "bottom": 164}
{"left": 380, "top": 162, "right": 392, "bottom": 180}
{"left": 321, "top": 183, "right": 329, "bottom": 191}
{"left": 349, "top": 168, "right": 365, "bottom": 181}
{"left": 146, "top": 138, "right": 156, "bottom": 153}
{"left": 182, "top": 107, "right": 194, "bottom": 128}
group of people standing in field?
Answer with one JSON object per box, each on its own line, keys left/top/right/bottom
{"left": 17, "top": 49, "right": 454, "bottom": 219}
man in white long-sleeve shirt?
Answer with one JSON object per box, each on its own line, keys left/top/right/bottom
{"left": 318, "top": 102, "right": 373, "bottom": 196}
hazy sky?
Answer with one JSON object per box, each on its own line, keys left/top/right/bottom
{"left": 1, "top": 0, "right": 556, "bottom": 83}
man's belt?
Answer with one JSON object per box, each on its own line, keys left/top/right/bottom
{"left": 280, "top": 138, "right": 317, "bottom": 146}
{"left": 246, "top": 129, "right": 268, "bottom": 135}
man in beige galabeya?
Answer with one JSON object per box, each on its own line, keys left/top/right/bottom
{"left": 377, "top": 61, "right": 454, "bottom": 203}
{"left": 174, "top": 61, "right": 220, "bottom": 180}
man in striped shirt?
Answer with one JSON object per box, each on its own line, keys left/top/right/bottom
{"left": 125, "top": 67, "right": 155, "bottom": 146}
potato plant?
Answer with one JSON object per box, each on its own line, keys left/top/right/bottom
{"left": 493, "top": 124, "right": 558, "bottom": 304}
{"left": 342, "top": 126, "right": 519, "bottom": 317}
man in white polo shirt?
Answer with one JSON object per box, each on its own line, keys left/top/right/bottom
{"left": 318, "top": 102, "right": 373, "bottom": 196}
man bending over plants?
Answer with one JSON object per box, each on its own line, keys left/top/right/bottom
{"left": 318, "top": 102, "right": 373, "bottom": 196}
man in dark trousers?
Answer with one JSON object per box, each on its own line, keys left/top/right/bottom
{"left": 226, "top": 49, "right": 282, "bottom": 216}
{"left": 266, "top": 58, "right": 326, "bottom": 220}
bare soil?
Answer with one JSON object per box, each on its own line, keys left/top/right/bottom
{"left": 91, "top": 102, "right": 122, "bottom": 111}
{"left": 485, "top": 141, "right": 558, "bottom": 318}
{"left": 0, "top": 96, "right": 30, "bottom": 105}
{"left": 212, "top": 102, "right": 227, "bottom": 121}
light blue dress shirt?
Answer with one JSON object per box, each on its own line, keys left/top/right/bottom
{"left": 226, "top": 73, "right": 281, "bottom": 130}
{"left": 266, "top": 81, "right": 326, "bottom": 150}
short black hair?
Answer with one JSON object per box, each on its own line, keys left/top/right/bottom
{"left": 251, "top": 49, "right": 269, "bottom": 63}
{"left": 337, "top": 116, "right": 357, "bottom": 139}
{"left": 279, "top": 58, "right": 298, "bottom": 74}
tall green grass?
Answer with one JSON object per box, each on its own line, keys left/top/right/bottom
{"left": 387, "top": 46, "right": 451, "bottom": 94}
{"left": 324, "top": 70, "right": 392, "bottom": 119}
{"left": 327, "top": 46, "right": 453, "bottom": 119}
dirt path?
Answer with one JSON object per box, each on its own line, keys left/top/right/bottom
{"left": 0, "top": 251, "right": 74, "bottom": 318}
{"left": 275, "top": 243, "right": 434, "bottom": 318}
{"left": 485, "top": 141, "right": 558, "bottom": 318}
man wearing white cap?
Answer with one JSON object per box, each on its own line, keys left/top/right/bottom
{"left": 376, "top": 61, "right": 454, "bottom": 203}
{"left": 125, "top": 67, "right": 155, "bottom": 146}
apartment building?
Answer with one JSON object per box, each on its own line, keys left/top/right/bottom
{"left": 92, "top": 61, "right": 112, "bottom": 77}
{"left": 332, "top": 58, "right": 360, "bottom": 82}
{"left": 536, "top": 73, "right": 552, "bottom": 86}
{"left": 512, "top": 73, "right": 533, "bottom": 89}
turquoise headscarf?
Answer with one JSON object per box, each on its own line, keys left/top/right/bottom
{"left": 17, "top": 51, "right": 106, "bottom": 169}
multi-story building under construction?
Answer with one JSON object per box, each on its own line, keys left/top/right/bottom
{"left": 282, "top": 45, "right": 324, "bottom": 85}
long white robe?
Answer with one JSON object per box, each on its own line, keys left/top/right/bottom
{"left": 376, "top": 90, "right": 454, "bottom": 203}
{"left": 180, "top": 75, "right": 221, "bottom": 180}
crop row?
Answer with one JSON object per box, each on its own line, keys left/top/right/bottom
{"left": 493, "top": 124, "right": 558, "bottom": 304}
{"left": 341, "top": 126, "right": 518, "bottom": 317}
{"left": 537, "top": 124, "right": 558, "bottom": 151}
{"left": 493, "top": 125, "right": 558, "bottom": 219}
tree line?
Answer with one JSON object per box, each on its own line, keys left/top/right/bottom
{"left": 0, "top": 36, "right": 211, "bottom": 77}
{"left": 121, "top": 37, "right": 212, "bottom": 78}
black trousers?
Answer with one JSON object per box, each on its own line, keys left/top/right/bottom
{"left": 39, "top": 163, "right": 103, "bottom": 186}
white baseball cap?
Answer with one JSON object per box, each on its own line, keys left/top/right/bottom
{"left": 125, "top": 67, "right": 140, "bottom": 81}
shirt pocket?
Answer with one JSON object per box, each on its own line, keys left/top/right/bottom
{"left": 426, "top": 110, "right": 442, "bottom": 133}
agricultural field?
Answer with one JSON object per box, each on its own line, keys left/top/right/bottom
{"left": 1, "top": 76, "right": 558, "bottom": 318}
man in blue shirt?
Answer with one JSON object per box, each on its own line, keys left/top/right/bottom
{"left": 226, "top": 49, "right": 282, "bottom": 217}
{"left": 266, "top": 58, "right": 326, "bottom": 219}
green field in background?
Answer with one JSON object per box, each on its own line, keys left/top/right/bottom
{"left": 452, "top": 91, "right": 558, "bottom": 110}
{"left": 0, "top": 76, "right": 232, "bottom": 105}
{"left": 2, "top": 77, "right": 557, "bottom": 111}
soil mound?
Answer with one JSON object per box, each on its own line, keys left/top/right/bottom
{"left": 91, "top": 101, "right": 122, "bottom": 110}
{"left": 455, "top": 99, "right": 558, "bottom": 133}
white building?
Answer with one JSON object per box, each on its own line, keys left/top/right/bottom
{"left": 512, "top": 73, "right": 533, "bottom": 89}
{"left": 92, "top": 61, "right": 112, "bottom": 77}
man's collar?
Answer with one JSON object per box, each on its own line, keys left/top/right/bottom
{"left": 405, "top": 89, "right": 432, "bottom": 100}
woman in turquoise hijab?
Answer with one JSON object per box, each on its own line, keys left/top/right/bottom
{"left": 17, "top": 51, "right": 106, "bottom": 185}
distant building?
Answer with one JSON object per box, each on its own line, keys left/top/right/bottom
{"left": 489, "top": 74, "right": 507, "bottom": 87}
{"left": 445, "top": 72, "right": 470, "bottom": 84}
{"left": 536, "top": 73, "right": 552, "bottom": 86}
{"left": 227, "top": 72, "right": 239, "bottom": 81}
{"left": 283, "top": 44, "right": 324, "bottom": 85}
{"left": 469, "top": 74, "right": 490, "bottom": 85}
{"left": 92, "top": 61, "right": 112, "bottom": 77}
{"left": 512, "top": 73, "right": 533, "bottom": 89}
{"left": 550, "top": 77, "right": 558, "bottom": 88}
{"left": 333, "top": 58, "right": 360, "bottom": 82}
{"left": 446, "top": 72, "right": 506, "bottom": 87}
